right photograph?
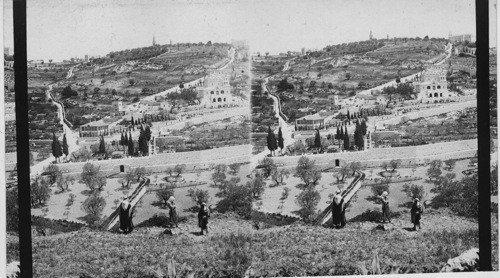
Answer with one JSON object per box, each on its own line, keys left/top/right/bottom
{"left": 248, "top": 0, "right": 496, "bottom": 274}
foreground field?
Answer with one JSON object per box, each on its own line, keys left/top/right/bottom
{"left": 26, "top": 210, "right": 495, "bottom": 277}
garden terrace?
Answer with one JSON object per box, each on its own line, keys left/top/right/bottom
{"left": 251, "top": 94, "right": 279, "bottom": 133}
{"left": 28, "top": 102, "right": 63, "bottom": 140}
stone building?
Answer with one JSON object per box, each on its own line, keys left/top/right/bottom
{"left": 448, "top": 33, "right": 472, "bottom": 44}
{"left": 199, "top": 70, "right": 242, "bottom": 108}
{"left": 414, "top": 65, "right": 456, "bottom": 101}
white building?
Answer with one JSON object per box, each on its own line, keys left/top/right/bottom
{"left": 414, "top": 65, "right": 456, "bottom": 101}
{"left": 199, "top": 70, "right": 243, "bottom": 108}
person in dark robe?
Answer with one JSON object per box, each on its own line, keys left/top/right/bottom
{"left": 411, "top": 198, "right": 424, "bottom": 231}
{"left": 379, "top": 191, "right": 391, "bottom": 223}
{"left": 198, "top": 202, "right": 210, "bottom": 235}
{"left": 119, "top": 195, "right": 132, "bottom": 234}
{"left": 166, "top": 196, "right": 178, "bottom": 228}
{"left": 331, "top": 190, "right": 346, "bottom": 228}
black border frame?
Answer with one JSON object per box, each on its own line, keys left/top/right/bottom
{"left": 476, "top": 0, "right": 492, "bottom": 271}
{"left": 13, "top": 0, "right": 33, "bottom": 277}
{"left": 11, "top": 0, "right": 494, "bottom": 276}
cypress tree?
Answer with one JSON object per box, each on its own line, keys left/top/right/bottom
{"left": 62, "top": 133, "right": 69, "bottom": 157}
{"left": 99, "top": 135, "right": 106, "bottom": 155}
{"left": 336, "top": 126, "right": 340, "bottom": 141}
{"left": 51, "top": 132, "right": 62, "bottom": 163}
{"left": 120, "top": 132, "right": 125, "bottom": 149}
{"left": 124, "top": 132, "right": 129, "bottom": 147}
{"left": 360, "top": 120, "right": 368, "bottom": 135}
{"left": 128, "top": 133, "right": 135, "bottom": 156}
{"left": 145, "top": 125, "right": 152, "bottom": 142}
{"left": 266, "top": 126, "right": 276, "bottom": 156}
{"left": 131, "top": 116, "right": 135, "bottom": 128}
{"left": 354, "top": 122, "right": 364, "bottom": 150}
{"left": 339, "top": 126, "right": 344, "bottom": 147}
{"left": 343, "top": 126, "right": 350, "bottom": 150}
{"left": 314, "top": 129, "right": 321, "bottom": 149}
{"left": 277, "top": 127, "right": 284, "bottom": 150}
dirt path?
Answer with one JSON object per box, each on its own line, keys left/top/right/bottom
{"left": 31, "top": 84, "right": 79, "bottom": 177}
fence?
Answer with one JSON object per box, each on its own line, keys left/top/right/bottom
{"left": 313, "top": 170, "right": 365, "bottom": 226}
{"left": 100, "top": 177, "right": 150, "bottom": 231}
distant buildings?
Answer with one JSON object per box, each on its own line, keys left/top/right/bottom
{"left": 79, "top": 120, "right": 111, "bottom": 137}
{"left": 448, "top": 33, "right": 472, "bottom": 44}
{"left": 295, "top": 114, "right": 325, "bottom": 131}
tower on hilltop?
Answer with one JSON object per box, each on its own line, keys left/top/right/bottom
{"left": 152, "top": 35, "right": 156, "bottom": 46}
{"left": 369, "top": 30, "right": 373, "bottom": 40}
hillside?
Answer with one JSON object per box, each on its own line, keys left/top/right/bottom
{"left": 18, "top": 209, "right": 497, "bottom": 277}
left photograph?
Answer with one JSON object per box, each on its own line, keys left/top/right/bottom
{"left": 4, "top": 0, "right": 252, "bottom": 276}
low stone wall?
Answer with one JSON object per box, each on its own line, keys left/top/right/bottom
{"left": 57, "top": 145, "right": 252, "bottom": 175}
{"left": 272, "top": 140, "right": 477, "bottom": 169}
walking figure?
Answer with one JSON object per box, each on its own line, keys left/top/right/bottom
{"left": 379, "top": 191, "right": 391, "bottom": 223}
{"left": 331, "top": 190, "right": 346, "bottom": 228}
{"left": 119, "top": 195, "right": 133, "bottom": 234}
{"left": 166, "top": 196, "right": 178, "bottom": 228}
{"left": 411, "top": 198, "right": 424, "bottom": 231}
{"left": 198, "top": 202, "right": 210, "bottom": 235}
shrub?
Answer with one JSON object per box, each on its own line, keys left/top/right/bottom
{"left": 156, "top": 185, "right": 175, "bottom": 208}
{"left": 371, "top": 180, "right": 390, "bottom": 197}
{"left": 187, "top": 188, "right": 210, "bottom": 206}
{"left": 402, "top": 183, "right": 426, "bottom": 200}
{"left": 216, "top": 183, "right": 253, "bottom": 219}
{"left": 211, "top": 233, "right": 253, "bottom": 276}
{"left": 81, "top": 193, "right": 106, "bottom": 227}
{"left": 6, "top": 188, "right": 18, "bottom": 232}
{"left": 431, "top": 174, "right": 478, "bottom": 218}
{"left": 80, "top": 163, "right": 107, "bottom": 192}
{"left": 30, "top": 176, "right": 51, "bottom": 208}
{"left": 295, "top": 187, "right": 321, "bottom": 222}
{"left": 350, "top": 209, "right": 402, "bottom": 222}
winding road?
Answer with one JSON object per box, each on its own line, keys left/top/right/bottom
{"left": 30, "top": 83, "right": 80, "bottom": 177}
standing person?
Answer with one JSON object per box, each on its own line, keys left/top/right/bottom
{"left": 379, "top": 191, "right": 391, "bottom": 223}
{"left": 166, "top": 196, "right": 178, "bottom": 228}
{"left": 119, "top": 195, "right": 132, "bottom": 234}
{"left": 198, "top": 202, "right": 210, "bottom": 235}
{"left": 411, "top": 198, "right": 424, "bottom": 231}
{"left": 331, "top": 190, "right": 346, "bottom": 228}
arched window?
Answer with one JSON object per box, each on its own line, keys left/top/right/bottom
{"left": 427, "top": 86, "right": 431, "bottom": 89}
{"left": 210, "top": 91, "right": 214, "bottom": 94}
{"left": 437, "top": 85, "right": 441, "bottom": 89}
{"left": 432, "top": 86, "right": 436, "bottom": 90}
{"left": 212, "top": 99, "right": 216, "bottom": 102}
{"left": 216, "top": 91, "right": 219, "bottom": 95}
{"left": 223, "top": 98, "right": 226, "bottom": 102}
{"left": 221, "top": 90, "right": 224, "bottom": 94}
{"left": 429, "top": 93, "right": 432, "bottom": 98}
{"left": 440, "top": 93, "right": 443, "bottom": 97}
{"left": 434, "top": 93, "right": 438, "bottom": 97}
{"left": 218, "top": 98, "right": 222, "bottom": 102}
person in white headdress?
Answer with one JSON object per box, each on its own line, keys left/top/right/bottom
{"left": 166, "top": 196, "right": 178, "bottom": 228}
{"left": 119, "top": 195, "right": 132, "bottom": 233}
{"left": 379, "top": 191, "right": 391, "bottom": 223}
{"left": 331, "top": 190, "right": 346, "bottom": 228}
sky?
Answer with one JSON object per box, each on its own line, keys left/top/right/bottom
{"left": 2, "top": 0, "right": 492, "bottom": 62}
